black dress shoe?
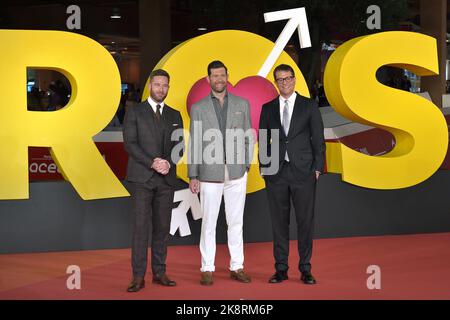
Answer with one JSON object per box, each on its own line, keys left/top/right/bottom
{"left": 127, "top": 278, "right": 145, "bottom": 292}
{"left": 268, "top": 271, "right": 288, "bottom": 283}
{"left": 152, "top": 273, "right": 177, "bottom": 286}
{"left": 300, "top": 272, "right": 317, "bottom": 285}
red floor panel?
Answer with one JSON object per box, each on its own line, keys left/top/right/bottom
{"left": 1, "top": 233, "right": 450, "bottom": 300}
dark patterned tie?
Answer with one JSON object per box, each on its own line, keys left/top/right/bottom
{"left": 156, "top": 104, "right": 162, "bottom": 120}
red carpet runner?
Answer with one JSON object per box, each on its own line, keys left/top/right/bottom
{"left": 1, "top": 233, "right": 450, "bottom": 299}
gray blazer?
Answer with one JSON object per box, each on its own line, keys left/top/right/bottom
{"left": 188, "top": 92, "right": 254, "bottom": 182}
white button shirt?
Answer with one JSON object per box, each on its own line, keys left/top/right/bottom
{"left": 146, "top": 97, "right": 170, "bottom": 169}
{"left": 279, "top": 92, "right": 297, "bottom": 162}
{"left": 279, "top": 92, "right": 297, "bottom": 134}
{"left": 147, "top": 97, "right": 165, "bottom": 114}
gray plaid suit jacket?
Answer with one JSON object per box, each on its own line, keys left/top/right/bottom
{"left": 123, "top": 100, "right": 184, "bottom": 186}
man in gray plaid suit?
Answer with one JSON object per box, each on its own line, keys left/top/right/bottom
{"left": 123, "top": 69, "right": 184, "bottom": 292}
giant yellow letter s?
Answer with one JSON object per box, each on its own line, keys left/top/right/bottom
{"left": 0, "top": 30, "right": 129, "bottom": 200}
{"left": 324, "top": 31, "right": 448, "bottom": 189}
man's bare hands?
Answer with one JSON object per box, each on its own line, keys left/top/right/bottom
{"left": 189, "top": 179, "right": 200, "bottom": 194}
{"left": 151, "top": 158, "right": 170, "bottom": 175}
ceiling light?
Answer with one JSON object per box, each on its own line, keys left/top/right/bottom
{"left": 111, "top": 8, "right": 121, "bottom": 19}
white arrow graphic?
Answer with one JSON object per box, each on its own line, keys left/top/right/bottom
{"left": 170, "top": 188, "right": 202, "bottom": 237}
{"left": 257, "top": 7, "right": 311, "bottom": 78}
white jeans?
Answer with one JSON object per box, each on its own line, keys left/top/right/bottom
{"left": 199, "top": 167, "right": 248, "bottom": 272}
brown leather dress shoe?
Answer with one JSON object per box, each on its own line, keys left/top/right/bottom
{"left": 127, "top": 277, "right": 145, "bottom": 292}
{"left": 230, "top": 269, "right": 251, "bottom": 283}
{"left": 152, "top": 273, "right": 177, "bottom": 286}
{"left": 200, "top": 271, "right": 213, "bottom": 286}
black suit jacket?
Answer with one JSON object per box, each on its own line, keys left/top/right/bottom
{"left": 123, "top": 100, "right": 184, "bottom": 186}
{"left": 258, "top": 92, "right": 325, "bottom": 181}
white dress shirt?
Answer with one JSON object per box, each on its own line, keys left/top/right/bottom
{"left": 147, "top": 97, "right": 165, "bottom": 115}
{"left": 279, "top": 92, "right": 297, "bottom": 130}
{"left": 146, "top": 97, "right": 170, "bottom": 168}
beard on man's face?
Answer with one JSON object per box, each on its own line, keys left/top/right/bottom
{"left": 212, "top": 86, "right": 226, "bottom": 93}
{"left": 211, "top": 81, "right": 227, "bottom": 94}
{"left": 150, "top": 90, "right": 167, "bottom": 103}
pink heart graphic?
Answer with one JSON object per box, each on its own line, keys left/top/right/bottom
{"left": 186, "top": 76, "right": 279, "bottom": 136}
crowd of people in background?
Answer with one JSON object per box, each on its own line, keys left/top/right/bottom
{"left": 27, "top": 72, "right": 430, "bottom": 129}
{"left": 27, "top": 80, "right": 71, "bottom": 112}
{"left": 387, "top": 74, "right": 412, "bottom": 92}
{"left": 27, "top": 80, "right": 141, "bottom": 130}
{"left": 106, "top": 87, "right": 141, "bottom": 130}
{"left": 311, "top": 80, "right": 329, "bottom": 108}
{"left": 310, "top": 74, "right": 414, "bottom": 109}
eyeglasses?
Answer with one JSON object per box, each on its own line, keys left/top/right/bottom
{"left": 275, "top": 76, "right": 295, "bottom": 84}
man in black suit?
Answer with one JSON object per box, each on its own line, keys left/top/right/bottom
{"left": 258, "top": 64, "right": 325, "bottom": 285}
{"left": 123, "top": 69, "right": 184, "bottom": 292}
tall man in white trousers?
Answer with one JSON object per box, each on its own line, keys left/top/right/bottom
{"left": 188, "top": 60, "right": 254, "bottom": 286}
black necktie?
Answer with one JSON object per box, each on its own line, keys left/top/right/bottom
{"left": 155, "top": 104, "right": 162, "bottom": 120}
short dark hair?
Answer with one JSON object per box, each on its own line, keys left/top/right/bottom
{"left": 273, "top": 64, "right": 295, "bottom": 80}
{"left": 207, "top": 60, "right": 228, "bottom": 76}
{"left": 149, "top": 69, "right": 170, "bottom": 82}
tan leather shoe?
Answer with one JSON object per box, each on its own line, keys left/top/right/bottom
{"left": 200, "top": 271, "right": 213, "bottom": 286}
{"left": 230, "top": 269, "right": 251, "bottom": 283}
{"left": 127, "top": 277, "right": 145, "bottom": 292}
{"left": 152, "top": 273, "right": 177, "bottom": 286}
